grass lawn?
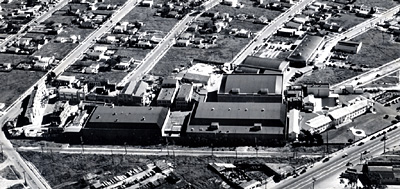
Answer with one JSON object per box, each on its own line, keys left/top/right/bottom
{"left": 296, "top": 67, "right": 360, "bottom": 85}
{"left": 348, "top": 29, "right": 400, "bottom": 68}
{"left": 57, "top": 27, "right": 95, "bottom": 39}
{"left": 43, "top": 13, "right": 76, "bottom": 25}
{"left": 19, "top": 151, "right": 316, "bottom": 188}
{"left": 0, "top": 165, "right": 21, "bottom": 180}
{"left": 59, "top": 3, "right": 89, "bottom": 11}
{"left": 151, "top": 35, "right": 250, "bottom": 76}
{"left": 114, "top": 47, "right": 151, "bottom": 61}
{"left": 0, "top": 70, "right": 44, "bottom": 107}
{"left": 353, "top": 0, "right": 399, "bottom": 9}
{"left": 121, "top": 7, "right": 179, "bottom": 36}
{"left": 212, "top": 1, "right": 282, "bottom": 20}
{"left": 321, "top": 103, "right": 397, "bottom": 143}
{"left": 229, "top": 19, "right": 265, "bottom": 33}
{"left": 328, "top": 13, "right": 366, "bottom": 30}
{"left": 0, "top": 53, "right": 30, "bottom": 65}
{"left": 33, "top": 42, "right": 78, "bottom": 59}
{"left": 63, "top": 70, "right": 128, "bottom": 83}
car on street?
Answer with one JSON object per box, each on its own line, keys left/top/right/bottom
{"left": 322, "top": 157, "right": 330, "bottom": 162}
{"left": 363, "top": 150, "right": 370, "bottom": 155}
{"left": 358, "top": 142, "right": 364, "bottom": 146}
{"left": 342, "top": 153, "right": 348, "bottom": 158}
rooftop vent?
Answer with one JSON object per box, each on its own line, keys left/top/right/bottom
{"left": 115, "top": 118, "right": 119, "bottom": 122}
{"left": 261, "top": 108, "right": 265, "bottom": 112}
{"left": 96, "top": 115, "right": 101, "bottom": 119}
{"left": 245, "top": 108, "right": 248, "bottom": 111}
{"left": 251, "top": 123, "right": 262, "bottom": 131}
{"left": 113, "top": 112, "right": 116, "bottom": 115}
{"left": 228, "top": 108, "right": 231, "bottom": 111}
{"left": 208, "top": 122, "right": 219, "bottom": 131}
{"left": 211, "top": 107, "right": 215, "bottom": 111}
{"left": 231, "top": 88, "right": 240, "bottom": 94}
{"left": 141, "top": 116, "right": 145, "bottom": 121}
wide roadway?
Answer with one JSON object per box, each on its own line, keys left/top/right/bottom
{"left": 272, "top": 123, "right": 400, "bottom": 189}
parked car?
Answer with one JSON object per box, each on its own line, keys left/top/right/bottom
{"left": 358, "top": 142, "right": 364, "bottom": 146}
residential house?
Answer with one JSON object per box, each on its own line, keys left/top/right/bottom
{"left": 141, "top": 0, "right": 153, "bottom": 7}
{"left": 222, "top": 0, "right": 238, "bottom": 7}
{"left": 85, "top": 64, "right": 100, "bottom": 74}
{"left": 285, "top": 21, "right": 303, "bottom": 30}
{"left": 236, "top": 29, "right": 251, "bottom": 38}
{"left": 80, "top": 21, "right": 96, "bottom": 28}
{"left": 175, "top": 39, "right": 190, "bottom": 47}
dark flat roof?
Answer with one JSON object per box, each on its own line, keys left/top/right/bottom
{"left": 287, "top": 35, "right": 324, "bottom": 62}
{"left": 219, "top": 74, "right": 283, "bottom": 95}
{"left": 193, "top": 102, "right": 283, "bottom": 120}
{"left": 87, "top": 106, "right": 169, "bottom": 126}
{"left": 187, "top": 125, "right": 284, "bottom": 135}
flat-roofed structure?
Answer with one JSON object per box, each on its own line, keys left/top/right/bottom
{"left": 186, "top": 102, "right": 287, "bottom": 146}
{"left": 287, "top": 35, "right": 324, "bottom": 67}
{"left": 157, "top": 88, "right": 177, "bottom": 107}
{"left": 82, "top": 106, "right": 170, "bottom": 144}
{"left": 335, "top": 40, "right": 362, "bottom": 54}
{"left": 218, "top": 74, "right": 283, "bottom": 103}
{"left": 175, "top": 84, "right": 193, "bottom": 110}
{"left": 118, "top": 81, "right": 149, "bottom": 106}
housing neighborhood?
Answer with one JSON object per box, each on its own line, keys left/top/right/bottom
{"left": 1, "top": 0, "right": 400, "bottom": 188}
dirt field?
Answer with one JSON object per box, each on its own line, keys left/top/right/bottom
{"left": 0, "top": 70, "right": 44, "bottom": 107}
{"left": 349, "top": 29, "right": 400, "bottom": 68}
{"left": 19, "top": 151, "right": 317, "bottom": 188}
{"left": 297, "top": 67, "right": 360, "bottom": 85}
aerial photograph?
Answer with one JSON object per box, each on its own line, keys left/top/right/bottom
{"left": 1, "top": 0, "right": 400, "bottom": 188}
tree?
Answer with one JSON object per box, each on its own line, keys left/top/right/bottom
{"left": 313, "top": 133, "right": 324, "bottom": 145}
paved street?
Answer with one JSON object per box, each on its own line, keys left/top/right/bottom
{"left": 230, "top": 0, "right": 316, "bottom": 66}
{"left": 0, "top": 1, "right": 140, "bottom": 188}
{"left": 272, "top": 123, "right": 400, "bottom": 189}
{"left": 117, "top": 0, "right": 220, "bottom": 87}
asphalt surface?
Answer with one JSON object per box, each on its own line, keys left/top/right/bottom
{"left": 272, "top": 123, "right": 400, "bottom": 189}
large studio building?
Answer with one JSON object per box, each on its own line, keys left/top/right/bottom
{"left": 185, "top": 102, "right": 287, "bottom": 146}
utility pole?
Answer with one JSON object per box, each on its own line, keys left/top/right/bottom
{"left": 383, "top": 134, "right": 387, "bottom": 153}
{"left": 326, "top": 130, "right": 329, "bottom": 154}
{"left": 23, "top": 171, "right": 26, "bottom": 185}
{"left": 312, "top": 177, "right": 316, "bottom": 189}
{"left": 124, "top": 142, "right": 127, "bottom": 155}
